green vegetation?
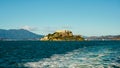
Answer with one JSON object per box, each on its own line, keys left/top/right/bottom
{"left": 40, "top": 30, "right": 84, "bottom": 41}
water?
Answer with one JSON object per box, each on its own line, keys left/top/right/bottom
{"left": 0, "top": 41, "right": 120, "bottom": 68}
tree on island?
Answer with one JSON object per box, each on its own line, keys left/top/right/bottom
{"left": 40, "top": 30, "right": 84, "bottom": 41}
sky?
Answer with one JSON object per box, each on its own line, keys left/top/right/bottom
{"left": 0, "top": 0, "right": 120, "bottom": 36}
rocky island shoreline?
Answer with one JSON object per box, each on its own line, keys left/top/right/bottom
{"left": 40, "top": 30, "right": 84, "bottom": 41}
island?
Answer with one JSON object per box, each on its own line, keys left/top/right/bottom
{"left": 40, "top": 30, "right": 84, "bottom": 41}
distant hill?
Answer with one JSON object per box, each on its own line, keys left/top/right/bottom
{"left": 85, "top": 35, "right": 120, "bottom": 41}
{"left": 0, "top": 29, "right": 43, "bottom": 40}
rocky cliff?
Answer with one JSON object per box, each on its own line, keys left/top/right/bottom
{"left": 40, "top": 30, "right": 84, "bottom": 41}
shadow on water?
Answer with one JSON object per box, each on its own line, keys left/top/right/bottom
{"left": 0, "top": 41, "right": 120, "bottom": 67}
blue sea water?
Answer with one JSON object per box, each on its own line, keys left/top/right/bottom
{"left": 0, "top": 41, "right": 120, "bottom": 68}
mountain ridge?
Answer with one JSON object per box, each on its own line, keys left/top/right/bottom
{"left": 0, "top": 29, "right": 43, "bottom": 40}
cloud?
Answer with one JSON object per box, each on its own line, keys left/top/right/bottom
{"left": 62, "top": 25, "right": 72, "bottom": 29}
{"left": 21, "top": 26, "right": 38, "bottom": 31}
{"left": 41, "top": 25, "right": 72, "bottom": 33}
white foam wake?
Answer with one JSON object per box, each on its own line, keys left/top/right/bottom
{"left": 24, "top": 48, "right": 120, "bottom": 68}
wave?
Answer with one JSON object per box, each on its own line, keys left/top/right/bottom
{"left": 24, "top": 47, "right": 120, "bottom": 68}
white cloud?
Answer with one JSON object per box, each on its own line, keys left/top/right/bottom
{"left": 21, "top": 26, "right": 38, "bottom": 31}
{"left": 62, "top": 25, "right": 72, "bottom": 29}
{"left": 41, "top": 26, "right": 72, "bottom": 33}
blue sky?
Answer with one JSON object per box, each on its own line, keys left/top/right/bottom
{"left": 0, "top": 0, "right": 120, "bottom": 36}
